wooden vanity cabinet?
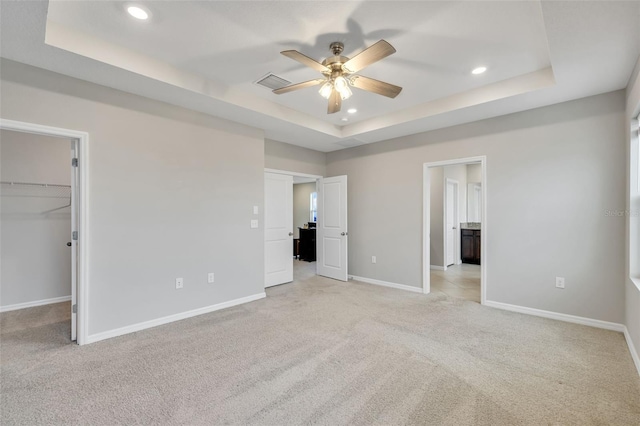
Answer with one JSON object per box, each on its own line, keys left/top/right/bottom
{"left": 461, "top": 229, "right": 481, "bottom": 264}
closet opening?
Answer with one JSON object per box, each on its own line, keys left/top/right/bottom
{"left": 0, "top": 119, "right": 88, "bottom": 344}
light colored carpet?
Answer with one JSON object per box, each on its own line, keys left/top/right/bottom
{"left": 1, "top": 264, "right": 639, "bottom": 425}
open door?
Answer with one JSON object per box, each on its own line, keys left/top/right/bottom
{"left": 70, "top": 140, "right": 78, "bottom": 341}
{"left": 264, "top": 173, "right": 293, "bottom": 287}
{"left": 316, "top": 175, "right": 348, "bottom": 281}
{"left": 445, "top": 180, "right": 457, "bottom": 267}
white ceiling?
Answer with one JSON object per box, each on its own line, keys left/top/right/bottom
{"left": 1, "top": 1, "right": 639, "bottom": 152}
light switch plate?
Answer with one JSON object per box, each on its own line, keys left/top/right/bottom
{"left": 176, "top": 277, "right": 184, "bottom": 289}
{"left": 251, "top": 220, "right": 258, "bottom": 229}
{"left": 253, "top": 206, "right": 259, "bottom": 215}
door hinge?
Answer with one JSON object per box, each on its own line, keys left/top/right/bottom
{"left": 72, "top": 158, "right": 78, "bottom": 167}
{"left": 72, "top": 304, "right": 77, "bottom": 314}
{"left": 72, "top": 231, "right": 78, "bottom": 241}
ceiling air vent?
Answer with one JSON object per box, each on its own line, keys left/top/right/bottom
{"left": 255, "top": 73, "right": 291, "bottom": 90}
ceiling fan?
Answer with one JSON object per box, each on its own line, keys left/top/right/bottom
{"left": 273, "top": 40, "right": 402, "bottom": 114}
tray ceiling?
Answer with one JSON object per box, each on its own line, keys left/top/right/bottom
{"left": 1, "top": 1, "right": 639, "bottom": 151}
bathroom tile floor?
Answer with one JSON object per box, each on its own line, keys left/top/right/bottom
{"left": 430, "top": 264, "right": 481, "bottom": 303}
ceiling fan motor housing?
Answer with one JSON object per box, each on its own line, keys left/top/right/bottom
{"left": 322, "top": 56, "right": 351, "bottom": 78}
{"left": 322, "top": 42, "right": 351, "bottom": 79}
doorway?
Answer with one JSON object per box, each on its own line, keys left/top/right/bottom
{"left": 423, "top": 157, "right": 486, "bottom": 304}
{"left": 0, "top": 119, "right": 88, "bottom": 344}
{"left": 264, "top": 169, "right": 348, "bottom": 287}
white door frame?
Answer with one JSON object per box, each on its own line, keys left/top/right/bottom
{"left": 444, "top": 178, "right": 459, "bottom": 270}
{"left": 423, "top": 156, "right": 487, "bottom": 304}
{"left": 0, "top": 118, "right": 90, "bottom": 345}
{"left": 264, "top": 169, "right": 323, "bottom": 182}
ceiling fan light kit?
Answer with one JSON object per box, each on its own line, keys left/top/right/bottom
{"left": 274, "top": 40, "right": 402, "bottom": 114}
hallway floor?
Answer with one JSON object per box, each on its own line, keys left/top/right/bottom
{"left": 430, "top": 263, "right": 481, "bottom": 303}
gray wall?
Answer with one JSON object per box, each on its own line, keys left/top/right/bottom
{"left": 265, "top": 139, "right": 326, "bottom": 177}
{"left": 293, "top": 182, "right": 315, "bottom": 239}
{"left": 327, "top": 91, "right": 626, "bottom": 324}
{"left": 0, "top": 60, "right": 265, "bottom": 336}
{"left": 1, "top": 130, "right": 72, "bottom": 307}
{"left": 429, "top": 168, "right": 444, "bottom": 267}
{"left": 626, "top": 56, "right": 640, "bottom": 363}
{"left": 467, "top": 163, "right": 482, "bottom": 183}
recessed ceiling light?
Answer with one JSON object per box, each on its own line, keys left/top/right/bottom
{"left": 347, "top": 108, "right": 357, "bottom": 114}
{"left": 127, "top": 5, "right": 149, "bottom": 20}
{"left": 471, "top": 66, "right": 487, "bottom": 75}
{"left": 341, "top": 118, "right": 349, "bottom": 122}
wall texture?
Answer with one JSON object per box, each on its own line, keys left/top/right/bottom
{"left": 0, "top": 60, "right": 265, "bottom": 336}
{"left": 1, "top": 130, "right": 72, "bottom": 307}
{"left": 265, "top": 139, "right": 326, "bottom": 177}
{"left": 293, "top": 182, "right": 315, "bottom": 239}
{"left": 327, "top": 91, "right": 626, "bottom": 324}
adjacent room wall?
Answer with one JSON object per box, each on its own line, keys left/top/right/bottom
{"left": 327, "top": 91, "right": 626, "bottom": 324}
{"left": 1, "top": 130, "right": 72, "bottom": 308}
{"left": 625, "top": 54, "right": 640, "bottom": 369}
{"left": 0, "top": 60, "right": 266, "bottom": 337}
{"left": 293, "top": 182, "right": 315, "bottom": 239}
{"left": 467, "top": 163, "right": 482, "bottom": 183}
{"left": 265, "top": 139, "right": 326, "bottom": 177}
{"left": 429, "top": 168, "right": 444, "bottom": 268}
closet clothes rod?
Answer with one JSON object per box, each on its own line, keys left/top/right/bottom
{"left": 1, "top": 181, "right": 71, "bottom": 188}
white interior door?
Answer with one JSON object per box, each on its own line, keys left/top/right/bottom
{"left": 445, "top": 181, "right": 456, "bottom": 267}
{"left": 264, "top": 173, "right": 293, "bottom": 287}
{"left": 70, "top": 140, "right": 78, "bottom": 341}
{"left": 317, "top": 175, "right": 348, "bottom": 281}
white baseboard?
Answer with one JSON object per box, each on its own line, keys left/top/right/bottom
{"left": 0, "top": 295, "right": 71, "bottom": 313}
{"left": 484, "top": 300, "right": 625, "bottom": 332}
{"left": 349, "top": 275, "right": 422, "bottom": 294}
{"left": 86, "top": 292, "right": 266, "bottom": 344}
{"left": 430, "top": 265, "right": 445, "bottom": 271}
{"left": 624, "top": 327, "right": 640, "bottom": 376}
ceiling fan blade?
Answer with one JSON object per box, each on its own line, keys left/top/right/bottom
{"left": 281, "top": 50, "right": 330, "bottom": 73}
{"left": 350, "top": 75, "right": 402, "bottom": 98}
{"left": 341, "top": 40, "right": 396, "bottom": 73}
{"left": 273, "top": 79, "right": 326, "bottom": 95}
{"left": 328, "top": 89, "right": 342, "bottom": 114}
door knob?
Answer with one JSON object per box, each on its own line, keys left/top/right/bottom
{"left": 66, "top": 242, "right": 72, "bottom": 247}
{"left": 453, "top": 227, "right": 457, "bottom": 230}
{"left": 341, "top": 232, "right": 348, "bottom": 236}
{"left": 288, "top": 232, "right": 293, "bottom": 236}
